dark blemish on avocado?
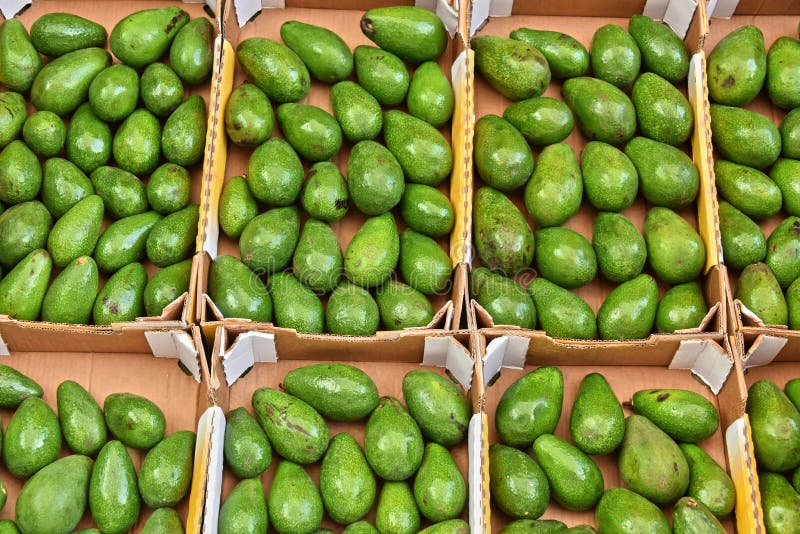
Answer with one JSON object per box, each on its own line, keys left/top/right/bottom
{"left": 335, "top": 199, "right": 348, "bottom": 210}
{"left": 722, "top": 76, "right": 736, "bottom": 88}
{"left": 673, "top": 461, "right": 679, "bottom": 472}
{"left": 165, "top": 13, "right": 187, "bottom": 34}
{"left": 793, "top": 221, "right": 800, "bottom": 235}
{"left": 361, "top": 18, "right": 374, "bottom": 35}
{"left": 657, "top": 393, "right": 670, "bottom": 402}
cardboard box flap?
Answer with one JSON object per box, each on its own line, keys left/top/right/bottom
{"left": 145, "top": 329, "right": 203, "bottom": 382}
{"left": 468, "top": 412, "right": 488, "bottom": 534}
{"left": 662, "top": 0, "right": 698, "bottom": 38}
{"left": 0, "top": 335, "right": 8, "bottom": 357}
{"left": 195, "top": 406, "right": 226, "bottom": 534}
{"left": 726, "top": 415, "right": 766, "bottom": 533}
{"left": 709, "top": 0, "right": 739, "bottom": 18}
{"left": 668, "top": 338, "right": 732, "bottom": 394}
{"left": 482, "top": 334, "right": 530, "bottom": 386}
{"left": 422, "top": 336, "right": 474, "bottom": 389}
{"left": 220, "top": 329, "right": 278, "bottom": 386}
{"left": 743, "top": 334, "right": 789, "bottom": 368}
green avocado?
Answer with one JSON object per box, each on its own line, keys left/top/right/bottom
{"left": 581, "top": 141, "right": 638, "bottom": 212}
{"left": 710, "top": 104, "right": 780, "bottom": 169}
{"left": 113, "top": 109, "right": 162, "bottom": 176}
{"left": 570, "top": 372, "right": 624, "bottom": 455}
{"left": 57, "top": 379, "right": 106, "bottom": 457}
{"left": 88, "top": 64, "right": 139, "bottom": 123}
{"left": 365, "top": 396, "right": 424, "bottom": 481}
{"left": 714, "top": 159, "right": 781, "bottom": 220}
{"left": 489, "top": 443, "right": 549, "bottom": 519}
{"left": 399, "top": 229, "right": 451, "bottom": 296}
{"left": 239, "top": 206, "right": 300, "bottom": 274}
{"left": 503, "top": 96, "right": 574, "bottom": 146}
{"left": 170, "top": 17, "right": 214, "bottom": 85}
{"left": 330, "top": 81, "right": 382, "bottom": 143}
{"left": 632, "top": 388, "right": 719, "bottom": 442}
{"left": 470, "top": 267, "right": 536, "bottom": 329}
{"left": 270, "top": 272, "right": 325, "bottom": 333}
{"left": 0, "top": 19, "right": 41, "bottom": 93}
{"left": 748, "top": 379, "right": 800, "bottom": 472}
{"left": 247, "top": 138, "right": 304, "bottom": 206}
{"left": 529, "top": 277, "right": 596, "bottom": 340}
{"left": 562, "top": 77, "right": 636, "bottom": 145}
{"left": 403, "top": 369, "right": 471, "bottom": 447}
{"left": 143, "top": 258, "right": 192, "bottom": 317}
{"left": 632, "top": 72, "right": 693, "bottom": 146}
{"left": 400, "top": 183, "right": 454, "bottom": 238}
{"left": 277, "top": 103, "right": 342, "bottom": 163}
{"left": 90, "top": 166, "right": 147, "bottom": 219}
{"left": 41, "top": 256, "right": 98, "bottom": 324}
{"left": 718, "top": 200, "right": 766, "bottom": 270}
{"left": 0, "top": 91, "right": 27, "bottom": 149}
{"left": 104, "top": 392, "right": 164, "bottom": 450}
{"left": 23, "top": 111, "right": 66, "bottom": 157}
{"left": 734, "top": 262, "right": 788, "bottom": 326}
{"left": 47, "top": 194, "right": 104, "bottom": 268}
{"left": 361, "top": 6, "right": 447, "bottom": 63}
{"left": 535, "top": 227, "right": 597, "bottom": 289}
{"left": 224, "top": 407, "right": 271, "bottom": 479}
{"left": 597, "top": 274, "right": 658, "bottom": 340}
{"left": 0, "top": 201, "right": 52, "bottom": 269}
{"left": 138, "top": 430, "right": 195, "bottom": 508}
{"left": 593, "top": 211, "right": 646, "bottom": 283}
{"left": 0, "top": 140, "right": 42, "bottom": 205}
{"left": 759, "top": 471, "right": 800, "bottom": 534}
{"left": 474, "top": 114, "right": 534, "bottom": 192}
{"left": 145, "top": 204, "right": 199, "bottom": 268}
{"left": 31, "top": 47, "right": 110, "bottom": 116}
{"left": 95, "top": 211, "right": 162, "bottom": 273}
{"left": 595, "top": 487, "right": 671, "bottom": 533}
{"left": 590, "top": 24, "right": 640, "bottom": 89}
{"left": 89, "top": 440, "right": 139, "bottom": 534}
{"left": 376, "top": 280, "right": 435, "bottom": 330}
{"left": 218, "top": 478, "right": 268, "bottom": 534}
{"left": 628, "top": 14, "right": 690, "bottom": 83}
{"left": 268, "top": 461, "right": 323, "bottom": 534}
{"left": 237, "top": 37, "right": 310, "bottom": 103}
{"left": 284, "top": 363, "right": 379, "bottom": 422}
{"left": 92, "top": 262, "right": 147, "bottom": 325}
{"left": 679, "top": 443, "right": 736, "bottom": 518}
{"left": 533, "top": 434, "right": 604, "bottom": 511}
{"left": 771, "top": 158, "right": 800, "bottom": 216}
{"left": 414, "top": 442, "right": 466, "bottom": 522}
{"left": 66, "top": 103, "right": 111, "bottom": 174}
{"left": 524, "top": 142, "right": 582, "bottom": 227}
{"left": 109, "top": 7, "right": 189, "bottom": 68}
{"left": 344, "top": 212, "right": 399, "bottom": 288}
{"left": 765, "top": 216, "right": 800, "bottom": 288}
{"left": 281, "top": 20, "right": 353, "bottom": 84}
{"left": 474, "top": 186, "right": 534, "bottom": 275}
{"left": 384, "top": 110, "right": 453, "bottom": 186}
{"left": 301, "top": 161, "right": 348, "bottom": 222}
{"left": 30, "top": 13, "right": 107, "bottom": 57}
{"left": 347, "top": 140, "right": 404, "bottom": 215}
{"left": 0, "top": 249, "right": 51, "bottom": 320}
{"left": 147, "top": 163, "right": 191, "bottom": 215}
{"left": 354, "top": 45, "right": 409, "bottom": 106}
{"left": 376, "top": 481, "right": 419, "bottom": 534}
{"left": 472, "top": 35, "right": 551, "bottom": 101}
{"left": 707, "top": 25, "right": 766, "bottom": 106}
{"left": 219, "top": 176, "right": 258, "bottom": 239}
{"left": 208, "top": 255, "right": 271, "bottom": 322}
{"left": 625, "top": 136, "right": 699, "bottom": 209}
{"left": 325, "top": 282, "right": 380, "bottom": 336}
{"left": 162, "top": 95, "right": 206, "bottom": 167}
{"left": 496, "top": 366, "right": 563, "bottom": 448}
{"left": 655, "top": 282, "right": 708, "bottom": 333}
{"left": 320, "top": 432, "right": 376, "bottom": 525}
{"left": 407, "top": 61, "right": 454, "bottom": 128}
{"left": 511, "top": 28, "right": 589, "bottom": 79}
{"left": 644, "top": 207, "right": 705, "bottom": 285}
{"left": 140, "top": 63, "right": 184, "bottom": 118}
{"left": 4, "top": 397, "right": 61, "bottom": 477}
{"left": 293, "top": 219, "right": 343, "bottom": 294}
{"left": 225, "top": 83, "right": 273, "bottom": 147}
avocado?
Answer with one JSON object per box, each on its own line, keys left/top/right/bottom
{"left": 277, "top": 103, "right": 342, "bottom": 162}
{"left": 56, "top": 379, "right": 106, "bottom": 457}
{"left": 110, "top": 7, "right": 189, "bottom": 67}
{"left": 138, "top": 430, "right": 195, "bottom": 507}
{"left": 535, "top": 227, "right": 597, "bottom": 289}
{"left": 268, "top": 461, "right": 323, "bottom": 534}
{"left": 104, "top": 392, "right": 165, "bottom": 450}
{"left": 714, "top": 159, "right": 781, "bottom": 220}
{"left": 562, "top": 77, "right": 636, "bottom": 145}
{"left": 581, "top": 141, "right": 638, "bottom": 212}
{"left": 767, "top": 36, "right": 800, "bottom": 109}
{"left": 88, "top": 64, "right": 139, "bottom": 123}
{"left": 788, "top": 278, "right": 800, "bottom": 330}
{"left": 632, "top": 72, "right": 694, "bottom": 146}
{"left": 140, "top": 63, "right": 184, "bottom": 118}
{"left": 41, "top": 158, "right": 93, "bottom": 219}
{"left": 718, "top": 201, "right": 766, "bottom": 270}
{"left": 4, "top": 397, "right": 61, "bottom": 477}
{"left": 0, "top": 365, "right": 43, "bottom": 408}
{"left": 219, "top": 176, "right": 258, "bottom": 240}
{"left": 354, "top": 45, "right": 409, "bottom": 106}
{"left": 496, "top": 366, "right": 563, "bottom": 448}
{"left": 46, "top": 194, "right": 103, "bottom": 267}
{"left": 403, "top": 369, "right": 471, "bottom": 446}
{"left": 0, "top": 19, "right": 41, "bottom": 93}
{"left": 95, "top": 211, "right": 162, "bottom": 273}
{"left": 325, "top": 282, "right": 380, "bottom": 336}
{"left": 771, "top": 158, "right": 800, "bottom": 216}
{"left": 710, "top": 104, "right": 781, "bottom": 169}
{"left": 400, "top": 183, "right": 454, "bottom": 238}
{"left": 247, "top": 138, "right": 304, "bottom": 206}
{"left": 474, "top": 114, "right": 534, "bottom": 192}
{"left": 23, "top": 111, "right": 66, "bottom": 157}
{"left": 284, "top": 363, "right": 379, "bottom": 422}
{"left": 384, "top": 110, "right": 453, "bottom": 186}
{"left": 632, "top": 388, "right": 719, "bottom": 442}
{"left": 225, "top": 83, "right": 273, "bottom": 147}
{"left": 237, "top": 37, "right": 310, "bottom": 103}
{"left": 14, "top": 455, "right": 93, "bottom": 534}
{"left": 0, "top": 140, "right": 42, "bottom": 205}
{"left": 474, "top": 186, "right": 534, "bottom": 275}
{"left": 31, "top": 47, "right": 111, "bottom": 116}
{"left": 347, "top": 140, "right": 404, "bottom": 215}
{"left": 41, "top": 256, "right": 98, "bottom": 324}
{"left": 344, "top": 212, "right": 399, "bottom": 288}
{"left": 644, "top": 207, "right": 705, "bottom": 284}
{"left": 320, "top": 433, "right": 376, "bottom": 525}
{"left": 570, "top": 372, "right": 624, "bottom": 455}
{"left": 162, "top": 95, "right": 206, "bottom": 167}
{"left": 419, "top": 520, "right": 469, "bottom": 534}
{"left": 218, "top": 478, "right": 268, "bottom": 534}
{"left": 673, "top": 496, "right": 726, "bottom": 533}
{"left": 93, "top": 262, "right": 147, "bottom": 324}
{"left": 365, "top": 396, "right": 424, "bottom": 480}
{"left": 628, "top": 14, "right": 690, "bottom": 83}
{"left": 529, "top": 277, "right": 596, "bottom": 339}
{"left": 0, "top": 92, "right": 27, "bottom": 149}
{"left": 525, "top": 142, "right": 582, "bottom": 226}
{"left": 269, "top": 272, "right": 324, "bottom": 333}
{"left": 470, "top": 267, "right": 536, "bottom": 329}
{"left": 748, "top": 379, "right": 800, "bottom": 471}
{"left": 781, "top": 107, "right": 800, "bottom": 159}
{"left": 489, "top": 443, "right": 549, "bottom": 519}
{"left": 503, "top": 96, "right": 574, "bottom": 146}
{"left": 400, "top": 229, "right": 451, "bottom": 296}
{"left": 224, "top": 407, "right": 271, "bottom": 479}
{"left": 759, "top": 471, "right": 800, "bottom": 534}
{"left": 30, "top": 13, "right": 107, "bottom": 57}
{"left": 281, "top": 20, "right": 353, "bottom": 84}
{"left": 765, "top": 216, "right": 800, "bottom": 288}
{"left": 90, "top": 166, "right": 147, "bottom": 220}
{"left": 343, "top": 522, "right": 378, "bottom": 534}
{"left": 593, "top": 211, "right": 646, "bottom": 283}
{"left": 619, "top": 414, "right": 689, "bottom": 504}
{"left": 471, "top": 35, "right": 550, "bottom": 100}
{"left": 597, "top": 274, "right": 659, "bottom": 340}
{"left": 330, "top": 81, "right": 382, "bottom": 143}
{"left": 499, "top": 520, "right": 567, "bottom": 534}
{"left": 252, "top": 387, "right": 329, "bottom": 464}
{"left": 142, "top": 508, "right": 184, "bottom": 533}
{"left": 735, "top": 262, "right": 788, "bottom": 325}
{"left": 376, "top": 279, "right": 435, "bottom": 330}
{"left": 0, "top": 201, "right": 52, "bottom": 269}
{"left": 66, "top": 103, "right": 112, "bottom": 174}
{"left": 147, "top": 163, "right": 191, "bottom": 215}
{"left": 145, "top": 204, "right": 199, "bottom": 268}
{"left": 301, "top": 161, "right": 349, "bottom": 222}
{"left": 533, "top": 434, "right": 604, "bottom": 511}
{"left": 113, "top": 108, "right": 162, "bottom": 176}
{"left": 656, "top": 282, "right": 708, "bottom": 333}
{"left": 414, "top": 442, "right": 466, "bottom": 521}
{"left": 625, "top": 136, "right": 699, "bottom": 209}
{"left": 0, "top": 249, "right": 51, "bottom": 321}
{"left": 511, "top": 28, "right": 589, "bottom": 79}
{"left": 293, "top": 219, "right": 343, "bottom": 293}
{"left": 375, "top": 481, "right": 420, "bottom": 534}
{"left": 595, "top": 487, "right": 671, "bottom": 533}
{"left": 143, "top": 258, "right": 192, "bottom": 317}
{"left": 170, "top": 17, "right": 214, "bottom": 85}
{"left": 679, "top": 443, "right": 735, "bottom": 518}
{"left": 590, "top": 24, "right": 641, "bottom": 89}
{"left": 361, "top": 6, "right": 447, "bottom": 63}
{"left": 89, "top": 440, "right": 139, "bottom": 534}
{"left": 707, "top": 25, "right": 766, "bottom": 106}
{"left": 407, "top": 61, "right": 454, "bottom": 128}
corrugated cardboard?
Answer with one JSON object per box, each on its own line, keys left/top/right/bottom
{"left": 197, "top": 1, "right": 473, "bottom": 348}
{"left": 202, "top": 324, "right": 485, "bottom": 532}
{"left": 477, "top": 331, "right": 745, "bottom": 532}
{"left": 466, "top": 1, "right": 729, "bottom": 384}
{"left": 0, "top": 0, "right": 222, "bottom": 355}
{"left": 0, "top": 326, "right": 215, "bottom": 533}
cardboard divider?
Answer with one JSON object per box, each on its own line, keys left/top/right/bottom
{"left": 475, "top": 330, "right": 745, "bottom": 532}
{"left": 465, "top": 3, "right": 728, "bottom": 367}
{"left": 197, "top": 1, "right": 474, "bottom": 349}
{"left": 0, "top": 325, "right": 215, "bottom": 533}
{"left": 706, "top": 13, "right": 800, "bottom": 366}
{"left": 0, "top": 0, "right": 225, "bottom": 354}
{"left": 202, "top": 323, "right": 486, "bottom": 532}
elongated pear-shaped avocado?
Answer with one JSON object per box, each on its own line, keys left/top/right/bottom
{"left": 30, "top": 13, "right": 107, "bottom": 58}
{"left": 760, "top": 470, "right": 800, "bottom": 533}
{"left": 632, "top": 388, "right": 719, "bottom": 442}
{"left": 470, "top": 267, "right": 536, "bottom": 329}
{"left": 89, "top": 440, "right": 139, "bottom": 534}
{"left": 284, "top": 363, "right": 379, "bottom": 422}
{"left": 533, "top": 434, "right": 603, "bottom": 511}
{"left": 361, "top": 6, "right": 447, "bottom": 64}
{"left": 237, "top": 37, "right": 310, "bottom": 103}
{"left": 293, "top": 219, "right": 343, "bottom": 294}
{"left": 365, "top": 396, "right": 424, "bottom": 481}
{"left": 679, "top": 443, "right": 736, "bottom": 518}
{"left": 596, "top": 487, "right": 671, "bottom": 533}
{"left": 747, "top": 379, "right": 800, "bottom": 472}
{"left": 562, "top": 77, "right": 636, "bottom": 145}
{"left": 524, "top": 142, "right": 582, "bottom": 227}
{"left": 403, "top": 369, "right": 471, "bottom": 447}
{"left": 710, "top": 104, "right": 780, "bottom": 169}
{"left": 41, "top": 256, "right": 99, "bottom": 325}
{"left": 474, "top": 186, "right": 534, "bottom": 275}
{"left": 170, "top": 17, "right": 214, "bottom": 85}
{"left": 110, "top": 7, "right": 189, "bottom": 67}
{"left": 570, "top": 373, "right": 624, "bottom": 455}
{"left": 707, "top": 25, "right": 766, "bottom": 106}
{"left": 511, "top": 28, "right": 589, "bottom": 79}
{"left": 281, "top": 20, "right": 353, "bottom": 84}
{"left": 268, "top": 461, "right": 323, "bottom": 534}
{"left": 0, "top": 19, "right": 41, "bottom": 93}
{"left": 496, "top": 366, "right": 563, "bottom": 448}
{"left": 348, "top": 139, "right": 404, "bottom": 215}
{"left": 655, "top": 282, "right": 708, "bottom": 333}
{"left": 472, "top": 35, "right": 551, "bottom": 101}
{"left": 31, "top": 48, "right": 111, "bottom": 116}
{"left": 414, "top": 442, "right": 466, "bottom": 522}
{"left": 376, "top": 280, "right": 435, "bottom": 330}
{"left": 489, "top": 443, "right": 549, "bottom": 519}
{"left": 644, "top": 207, "right": 705, "bottom": 285}
{"left": 718, "top": 200, "right": 766, "bottom": 270}
{"left": 529, "top": 278, "right": 596, "bottom": 339}
{"left": 735, "top": 263, "right": 788, "bottom": 326}
{"left": 4, "top": 397, "right": 61, "bottom": 477}
{"left": 593, "top": 211, "right": 646, "bottom": 284}
{"left": 597, "top": 274, "right": 658, "bottom": 340}
{"left": 270, "top": 272, "right": 324, "bottom": 333}
{"left": 320, "top": 432, "right": 376, "bottom": 525}
{"left": 218, "top": 478, "right": 268, "bottom": 534}
{"left": 344, "top": 212, "right": 399, "bottom": 288}
{"left": 224, "top": 407, "right": 271, "bottom": 479}
{"left": 0, "top": 249, "right": 52, "bottom": 321}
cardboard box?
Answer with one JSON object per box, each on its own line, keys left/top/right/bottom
{"left": 465, "top": 0, "right": 730, "bottom": 386}
{"left": 195, "top": 0, "right": 474, "bottom": 350}
{"left": 0, "top": 326, "right": 216, "bottom": 533}
{"left": 0, "top": 0, "right": 222, "bottom": 356}
{"left": 477, "top": 330, "right": 748, "bottom": 532}
{"left": 201, "top": 323, "right": 486, "bottom": 532}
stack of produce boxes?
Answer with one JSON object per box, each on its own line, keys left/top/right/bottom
{"left": 0, "top": 0, "right": 221, "bottom": 355}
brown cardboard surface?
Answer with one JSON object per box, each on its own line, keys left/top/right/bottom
{"left": 0, "top": 345, "right": 211, "bottom": 531}
{"left": 0, "top": 0, "right": 220, "bottom": 349}
{"left": 212, "top": 325, "right": 477, "bottom": 532}
{"left": 733, "top": 0, "right": 800, "bottom": 15}
{"left": 202, "top": 5, "right": 466, "bottom": 335}
{"left": 470, "top": 13, "right": 726, "bottom": 350}
{"left": 478, "top": 334, "right": 737, "bottom": 532}
{"left": 706, "top": 14, "right": 800, "bottom": 362}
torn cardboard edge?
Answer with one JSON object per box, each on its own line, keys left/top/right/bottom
{"left": 196, "top": 405, "right": 226, "bottom": 534}
{"left": 468, "top": 412, "right": 488, "bottom": 534}
{"left": 725, "top": 415, "right": 766, "bottom": 533}
{"left": 145, "top": 329, "right": 203, "bottom": 382}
